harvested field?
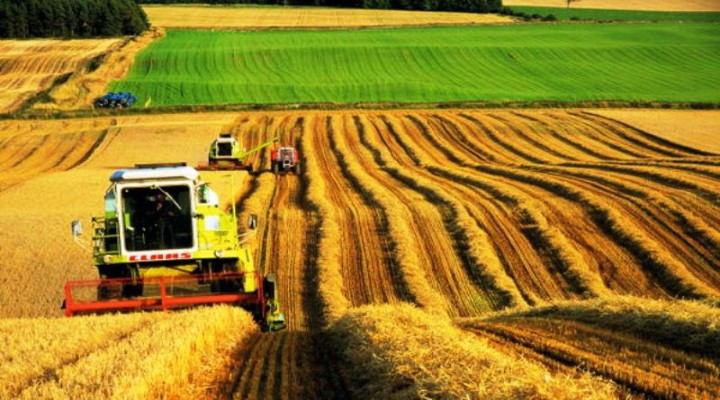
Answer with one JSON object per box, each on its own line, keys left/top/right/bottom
{"left": 143, "top": 5, "right": 513, "bottom": 29}
{"left": 0, "top": 109, "right": 719, "bottom": 397}
{"left": 0, "top": 39, "right": 122, "bottom": 114}
{"left": 503, "top": 0, "right": 720, "bottom": 12}
{"left": 1, "top": 109, "right": 719, "bottom": 317}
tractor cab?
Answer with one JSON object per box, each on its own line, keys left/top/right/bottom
{"left": 271, "top": 147, "right": 301, "bottom": 175}
{"left": 210, "top": 134, "right": 240, "bottom": 161}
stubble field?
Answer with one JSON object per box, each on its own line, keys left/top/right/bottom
{"left": 0, "top": 109, "right": 718, "bottom": 398}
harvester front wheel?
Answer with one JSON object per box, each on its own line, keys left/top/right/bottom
{"left": 262, "top": 274, "right": 286, "bottom": 332}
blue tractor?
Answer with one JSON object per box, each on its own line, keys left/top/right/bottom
{"left": 95, "top": 92, "right": 137, "bottom": 109}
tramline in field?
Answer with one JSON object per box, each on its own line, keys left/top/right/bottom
{"left": 64, "top": 162, "right": 286, "bottom": 331}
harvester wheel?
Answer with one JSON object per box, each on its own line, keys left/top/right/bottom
{"left": 294, "top": 163, "right": 301, "bottom": 175}
{"left": 272, "top": 163, "right": 279, "bottom": 175}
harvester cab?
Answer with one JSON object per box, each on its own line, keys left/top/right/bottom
{"left": 65, "top": 163, "right": 286, "bottom": 331}
{"left": 198, "top": 134, "right": 279, "bottom": 173}
{"left": 271, "top": 147, "right": 301, "bottom": 175}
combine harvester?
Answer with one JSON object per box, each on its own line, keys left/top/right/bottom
{"left": 64, "top": 163, "right": 286, "bottom": 331}
{"left": 198, "top": 134, "right": 278, "bottom": 173}
{"left": 270, "top": 146, "right": 301, "bottom": 175}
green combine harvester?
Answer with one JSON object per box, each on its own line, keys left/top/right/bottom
{"left": 198, "top": 133, "right": 278, "bottom": 173}
{"left": 64, "top": 163, "right": 286, "bottom": 332}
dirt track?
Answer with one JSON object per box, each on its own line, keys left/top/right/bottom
{"left": 0, "top": 109, "right": 719, "bottom": 397}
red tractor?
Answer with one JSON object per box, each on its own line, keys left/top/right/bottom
{"left": 270, "top": 147, "right": 301, "bottom": 175}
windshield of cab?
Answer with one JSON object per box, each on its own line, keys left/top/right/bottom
{"left": 120, "top": 184, "right": 193, "bottom": 251}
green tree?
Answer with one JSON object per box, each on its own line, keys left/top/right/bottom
{"left": 0, "top": 0, "right": 148, "bottom": 38}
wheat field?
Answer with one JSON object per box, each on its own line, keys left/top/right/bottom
{"left": 1, "top": 306, "right": 258, "bottom": 399}
{"left": 0, "top": 109, "right": 718, "bottom": 397}
{"left": 142, "top": 5, "right": 513, "bottom": 29}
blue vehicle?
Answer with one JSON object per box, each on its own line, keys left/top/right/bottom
{"left": 95, "top": 92, "right": 137, "bottom": 108}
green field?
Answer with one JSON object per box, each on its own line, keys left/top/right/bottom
{"left": 508, "top": 7, "right": 720, "bottom": 22}
{"left": 113, "top": 23, "right": 720, "bottom": 106}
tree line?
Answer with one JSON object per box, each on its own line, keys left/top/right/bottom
{"left": 0, "top": 0, "right": 149, "bottom": 39}
{"left": 136, "top": 0, "right": 503, "bottom": 14}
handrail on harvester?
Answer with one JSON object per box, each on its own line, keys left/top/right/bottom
{"left": 63, "top": 273, "right": 265, "bottom": 318}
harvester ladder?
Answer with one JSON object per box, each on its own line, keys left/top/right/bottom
{"left": 91, "top": 217, "right": 121, "bottom": 256}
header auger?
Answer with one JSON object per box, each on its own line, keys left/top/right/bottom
{"left": 64, "top": 163, "right": 286, "bottom": 332}
{"left": 197, "top": 134, "right": 279, "bottom": 173}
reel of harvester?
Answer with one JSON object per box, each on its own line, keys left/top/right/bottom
{"left": 63, "top": 272, "right": 285, "bottom": 331}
